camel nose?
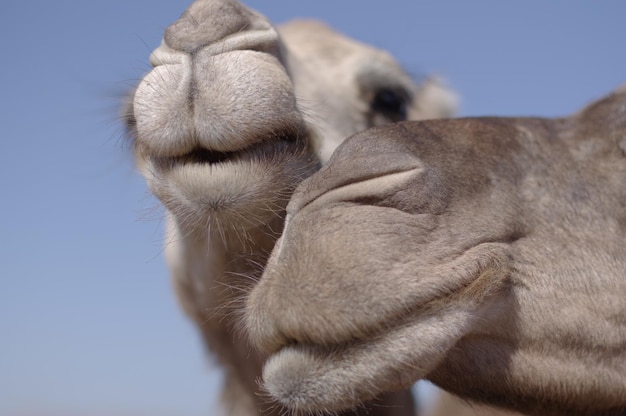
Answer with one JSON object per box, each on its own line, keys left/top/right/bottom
{"left": 162, "top": 0, "right": 279, "bottom": 55}
{"left": 132, "top": 0, "right": 302, "bottom": 157}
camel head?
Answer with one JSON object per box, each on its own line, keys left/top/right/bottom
{"left": 124, "top": 0, "right": 455, "bottom": 237}
{"left": 124, "top": 1, "right": 456, "bottom": 414}
{"left": 245, "top": 87, "right": 626, "bottom": 415}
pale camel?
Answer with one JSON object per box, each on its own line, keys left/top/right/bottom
{"left": 246, "top": 85, "right": 626, "bottom": 415}
{"left": 126, "top": 0, "right": 455, "bottom": 415}
{"left": 124, "top": 0, "right": 625, "bottom": 415}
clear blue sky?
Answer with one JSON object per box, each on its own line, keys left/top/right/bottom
{"left": 1, "top": 1, "right": 624, "bottom": 415}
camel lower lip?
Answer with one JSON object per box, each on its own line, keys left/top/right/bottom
{"left": 261, "top": 342, "right": 354, "bottom": 413}
{"left": 260, "top": 305, "right": 476, "bottom": 414}
{"left": 261, "top": 337, "right": 408, "bottom": 414}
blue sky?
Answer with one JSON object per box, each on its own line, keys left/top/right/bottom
{"left": 1, "top": 1, "right": 625, "bottom": 415}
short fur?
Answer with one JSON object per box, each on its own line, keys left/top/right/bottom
{"left": 126, "top": 0, "right": 455, "bottom": 415}
{"left": 247, "top": 88, "right": 626, "bottom": 415}
{"left": 125, "top": 0, "right": 625, "bottom": 415}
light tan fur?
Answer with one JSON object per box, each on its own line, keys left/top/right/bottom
{"left": 125, "top": 1, "right": 455, "bottom": 415}
{"left": 125, "top": 0, "right": 625, "bottom": 415}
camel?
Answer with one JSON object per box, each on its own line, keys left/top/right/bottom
{"left": 126, "top": 0, "right": 455, "bottom": 414}
{"left": 246, "top": 85, "right": 626, "bottom": 415}
{"left": 124, "top": 0, "right": 625, "bottom": 415}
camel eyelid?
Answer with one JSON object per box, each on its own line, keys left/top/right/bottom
{"left": 370, "top": 87, "right": 410, "bottom": 121}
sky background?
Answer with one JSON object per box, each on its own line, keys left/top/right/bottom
{"left": 2, "top": 1, "right": 625, "bottom": 415}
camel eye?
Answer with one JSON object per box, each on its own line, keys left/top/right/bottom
{"left": 371, "top": 88, "right": 409, "bottom": 122}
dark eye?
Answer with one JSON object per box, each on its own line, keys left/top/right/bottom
{"left": 371, "top": 88, "right": 409, "bottom": 122}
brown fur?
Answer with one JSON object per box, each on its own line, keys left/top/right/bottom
{"left": 246, "top": 87, "right": 626, "bottom": 415}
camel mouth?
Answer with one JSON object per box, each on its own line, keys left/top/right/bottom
{"left": 151, "top": 133, "right": 304, "bottom": 171}
{"left": 167, "top": 147, "right": 237, "bottom": 165}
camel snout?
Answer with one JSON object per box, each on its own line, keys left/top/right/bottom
{"left": 163, "top": 0, "right": 277, "bottom": 55}
{"left": 133, "top": 0, "right": 302, "bottom": 159}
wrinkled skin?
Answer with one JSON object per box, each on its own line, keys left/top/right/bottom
{"left": 246, "top": 87, "right": 626, "bottom": 415}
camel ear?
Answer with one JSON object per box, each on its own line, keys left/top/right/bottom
{"left": 412, "top": 76, "right": 458, "bottom": 119}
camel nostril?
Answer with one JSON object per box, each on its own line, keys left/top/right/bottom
{"left": 163, "top": 0, "right": 275, "bottom": 55}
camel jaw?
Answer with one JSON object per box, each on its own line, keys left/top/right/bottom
{"left": 259, "top": 305, "right": 478, "bottom": 415}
